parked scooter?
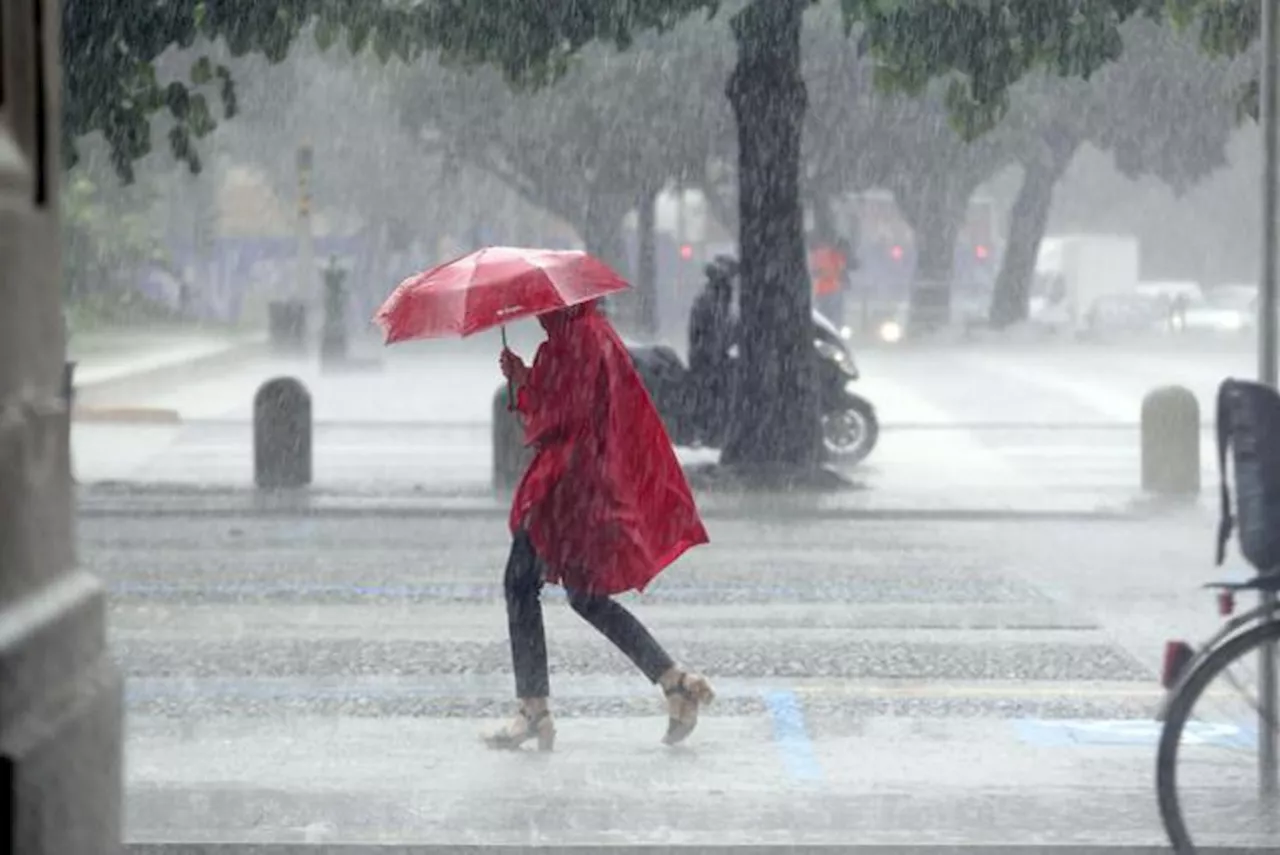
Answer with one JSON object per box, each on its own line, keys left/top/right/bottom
{"left": 628, "top": 310, "right": 880, "bottom": 465}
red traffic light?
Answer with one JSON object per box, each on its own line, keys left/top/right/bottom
{"left": 679, "top": 244, "right": 694, "bottom": 260}
{"left": 889, "top": 245, "right": 904, "bottom": 261}
{"left": 975, "top": 244, "right": 989, "bottom": 260}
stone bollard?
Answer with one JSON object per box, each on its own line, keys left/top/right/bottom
{"left": 493, "top": 384, "right": 532, "bottom": 490}
{"left": 254, "top": 377, "right": 312, "bottom": 488}
{"left": 1141, "top": 385, "right": 1200, "bottom": 497}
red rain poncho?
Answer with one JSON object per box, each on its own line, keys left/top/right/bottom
{"left": 509, "top": 302, "right": 708, "bottom": 596}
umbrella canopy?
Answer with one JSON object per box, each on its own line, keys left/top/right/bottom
{"left": 374, "top": 246, "right": 631, "bottom": 344}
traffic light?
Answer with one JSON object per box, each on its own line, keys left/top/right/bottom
{"left": 890, "top": 244, "right": 904, "bottom": 262}
{"left": 679, "top": 244, "right": 694, "bottom": 261}
{"left": 975, "top": 244, "right": 989, "bottom": 260}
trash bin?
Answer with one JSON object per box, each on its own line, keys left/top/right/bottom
{"left": 268, "top": 301, "right": 307, "bottom": 354}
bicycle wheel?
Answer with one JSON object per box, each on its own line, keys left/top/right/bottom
{"left": 1158, "top": 617, "right": 1280, "bottom": 852}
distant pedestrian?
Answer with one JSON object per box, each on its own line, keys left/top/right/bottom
{"left": 688, "top": 256, "right": 739, "bottom": 431}
{"left": 1171, "top": 293, "right": 1189, "bottom": 333}
{"left": 810, "top": 240, "right": 850, "bottom": 324}
{"left": 488, "top": 300, "right": 714, "bottom": 751}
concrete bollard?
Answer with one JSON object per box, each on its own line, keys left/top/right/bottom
{"left": 1141, "top": 385, "right": 1200, "bottom": 497}
{"left": 254, "top": 377, "right": 312, "bottom": 488}
{"left": 493, "top": 384, "right": 532, "bottom": 490}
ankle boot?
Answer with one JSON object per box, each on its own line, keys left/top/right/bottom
{"left": 482, "top": 706, "right": 556, "bottom": 752}
{"left": 662, "top": 671, "right": 715, "bottom": 746}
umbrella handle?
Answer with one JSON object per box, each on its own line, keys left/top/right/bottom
{"left": 501, "top": 326, "right": 514, "bottom": 411}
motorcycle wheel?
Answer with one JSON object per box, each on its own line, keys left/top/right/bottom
{"left": 820, "top": 395, "right": 878, "bottom": 466}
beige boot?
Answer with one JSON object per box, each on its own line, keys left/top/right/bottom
{"left": 659, "top": 669, "right": 715, "bottom": 746}
{"left": 482, "top": 699, "right": 556, "bottom": 752}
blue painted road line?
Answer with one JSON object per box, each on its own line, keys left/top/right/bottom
{"left": 764, "top": 690, "right": 824, "bottom": 782}
{"left": 1015, "top": 718, "right": 1256, "bottom": 749}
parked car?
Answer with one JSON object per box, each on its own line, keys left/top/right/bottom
{"left": 1175, "top": 284, "right": 1256, "bottom": 335}
{"left": 1137, "top": 279, "right": 1206, "bottom": 305}
{"left": 1083, "top": 293, "right": 1170, "bottom": 336}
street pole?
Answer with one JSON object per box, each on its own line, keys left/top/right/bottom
{"left": 1258, "top": 0, "right": 1280, "bottom": 799}
{"left": 296, "top": 144, "right": 316, "bottom": 312}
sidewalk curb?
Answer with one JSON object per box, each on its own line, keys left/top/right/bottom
{"left": 123, "top": 845, "right": 1253, "bottom": 854}
{"left": 75, "top": 498, "right": 1146, "bottom": 523}
{"left": 74, "top": 406, "right": 181, "bottom": 424}
{"left": 73, "top": 335, "right": 268, "bottom": 408}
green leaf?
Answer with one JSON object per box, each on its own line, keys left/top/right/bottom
{"left": 165, "top": 82, "right": 191, "bottom": 119}
{"left": 188, "top": 93, "right": 217, "bottom": 137}
{"left": 315, "top": 16, "right": 339, "bottom": 51}
{"left": 373, "top": 23, "right": 394, "bottom": 64}
{"left": 944, "top": 78, "right": 1006, "bottom": 141}
{"left": 347, "top": 21, "right": 371, "bottom": 56}
{"left": 191, "top": 56, "right": 214, "bottom": 86}
{"left": 216, "top": 65, "right": 238, "bottom": 119}
{"left": 168, "top": 125, "right": 193, "bottom": 169}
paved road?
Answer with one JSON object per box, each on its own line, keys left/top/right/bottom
{"left": 86, "top": 503, "right": 1266, "bottom": 847}
{"left": 72, "top": 338, "right": 1248, "bottom": 510}
{"left": 68, "top": 335, "right": 1274, "bottom": 846}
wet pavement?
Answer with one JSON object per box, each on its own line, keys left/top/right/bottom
{"left": 81, "top": 507, "right": 1258, "bottom": 847}
{"left": 69, "top": 336, "right": 1274, "bottom": 848}
{"left": 69, "top": 339, "right": 1242, "bottom": 513}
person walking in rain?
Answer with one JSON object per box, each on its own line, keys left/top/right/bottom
{"left": 687, "top": 255, "right": 739, "bottom": 433}
{"left": 487, "top": 301, "right": 715, "bottom": 751}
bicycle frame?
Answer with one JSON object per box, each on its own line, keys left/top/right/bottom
{"left": 1155, "top": 598, "right": 1280, "bottom": 721}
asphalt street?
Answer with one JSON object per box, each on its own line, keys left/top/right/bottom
{"left": 84, "top": 507, "right": 1262, "bottom": 847}
{"left": 67, "top": 335, "right": 1276, "bottom": 847}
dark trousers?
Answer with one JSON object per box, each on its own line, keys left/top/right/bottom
{"left": 504, "top": 530, "right": 675, "bottom": 698}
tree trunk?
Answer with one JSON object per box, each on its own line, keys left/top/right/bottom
{"left": 808, "top": 192, "right": 848, "bottom": 323}
{"left": 722, "top": 0, "right": 819, "bottom": 469}
{"left": 636, "top": 184, "right": 659, "bottom": 338}
{"left": 914, "top": 212, "right": 958, "bottom": 282}
{"left": 909, "top": 205, "right": 961, "bottom": 331}
{"left": 580, "top": 194, "right": 631, "bottom": 326}
{"left": 894, "top": 177, "right": 967, "bottom": 332}
{"left": 987, "top": 159, "right": 1066, "bottom": 329}
{"left": 580, "top": 201, "right": 627, "bottom": 272}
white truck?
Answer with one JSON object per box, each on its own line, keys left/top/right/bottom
{"left": 1030, "top": 234, "right": 1142, "bottom": 334}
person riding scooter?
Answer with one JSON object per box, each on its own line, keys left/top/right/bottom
{"left": 687, "top": 256, "right": 740, "bottom": 435}
{"left": 627, "top": 265, "right": 880, "bottom": 464}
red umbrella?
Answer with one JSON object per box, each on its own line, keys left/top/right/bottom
{"left": 373, "top": 246, "right": 631, "bottom": 344}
